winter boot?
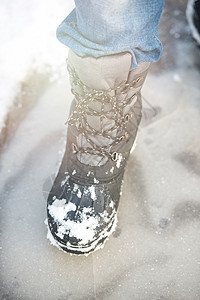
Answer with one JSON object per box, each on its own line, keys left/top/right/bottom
{"left": 46, "top": 50, "right": 150, "bottom": 255}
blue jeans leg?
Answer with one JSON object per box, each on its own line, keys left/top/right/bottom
{"left": 56, "top": 0, "right": 165, "bottom": 69}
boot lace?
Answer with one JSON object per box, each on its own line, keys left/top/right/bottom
{"left": 66, "top": 63, "right": 143, "bottom": 161}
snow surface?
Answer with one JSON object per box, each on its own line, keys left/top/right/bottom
{"left": 0, "top": 0, "right": 74, "bottom": 133}
{"left": 1, "top": 1, "right": 200, "bottom": 299}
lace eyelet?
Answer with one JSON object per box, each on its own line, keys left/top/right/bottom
{"left": 111, "top": 152, "right": 121, "bottom": 161}
{"left": 72, "top": 143, "right": 78, "bottom": 153}
{"left": 125, "top": 114, "right": 130, "bottom": 122}
{"left": 136, "top": 76, "right": 143, "bottom": 83}
{"left": 111, "top": 152, "right": 117, "bottom": 161}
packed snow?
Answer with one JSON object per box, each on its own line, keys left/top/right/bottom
{"left": 88, "top": 185, "right": 97, "bottom": 201}
{"left": 48, "top": 199, "right": 76, "bottom": 221}
{"left": 0, "top": 0, "right": 74, "bottom": 134}
{"left": 48, "top": 199, "right": 99, "bottom": 244}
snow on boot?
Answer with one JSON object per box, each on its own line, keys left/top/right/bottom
{"left": 46, "top": 50, "right": 150, "bottom": 255}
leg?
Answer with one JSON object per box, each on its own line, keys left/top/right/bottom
{"left": 56, "top": 0, "right": 164, "bottom": 68}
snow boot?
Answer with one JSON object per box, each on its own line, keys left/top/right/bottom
{"left": 46, "top": 50, "right": 150, "bottom": 255}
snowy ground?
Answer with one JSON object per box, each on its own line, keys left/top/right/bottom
{"left": 0, "top": 0, "right": 74, "bottom": 146}
{"left": 1, "top": 0, "right": 200, "bottom": 299}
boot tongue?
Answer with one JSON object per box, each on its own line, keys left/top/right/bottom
{"left": 68, "top": 50, "right": 132, "bottom": 90}
{"left": 76, "top": 101, "right": 117, "bottom": 167}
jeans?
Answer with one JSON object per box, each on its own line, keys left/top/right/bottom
{"left": 56, "top": 0, "right": 165, "bottom": 69}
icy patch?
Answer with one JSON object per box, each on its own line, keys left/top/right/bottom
{"left": 72, "top": 170, "right": 76, "bottom": 175}
{"left": 88, "top": 186, "right": 97, "bottom": 201}
{"left": 48, "top": 199, "right": 76, "bottom": 221}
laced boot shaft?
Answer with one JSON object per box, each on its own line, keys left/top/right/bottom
{"left": 67, "top": 64, "right": 146, "bottom": 164}
{"left": 64, "top": 55, "right": 149, "bottom": 183}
